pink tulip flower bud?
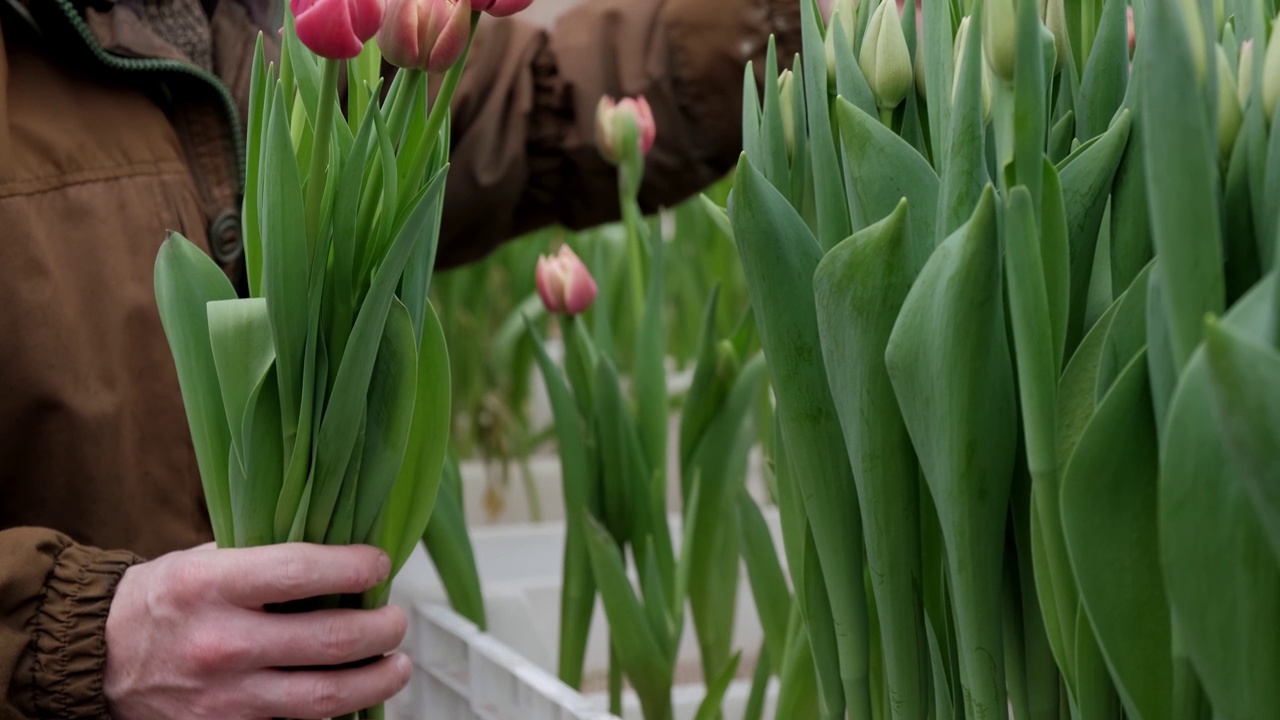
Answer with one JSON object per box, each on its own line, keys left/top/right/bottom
{"left": 536, "top": 245, "right": 598, "bottom": 316}
{"left": 594, "top": 95, "right": 657, "bottom": 165}
{"left": 1127, "top": 7, "right": 1135, "bottom": 57}
{"left": 292, "top": 0, "right": 385, "bottom": 59}
{"left": 470, "top": 0, "right": 534, "bottom": 17}
{"left": 377, "top": 0, "right": 470, "bottom": 72}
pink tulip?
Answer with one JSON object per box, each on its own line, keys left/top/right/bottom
{"left": 470, "top": 0, "right": 534, "bottom": 17}
{"left": 1127, "top": 7, "right": 1135, "bottom": 57}
{"left": 378, "top": 0, "right": 470, "bottom": 71}
{"left": 594, "top": 95, "right": 657, "bottom": 165}
{"left": 292, "top": 0, "right": 385, "bottom": 59}
{"left": 535, "top": 245, "right": 598, "bottom": 316}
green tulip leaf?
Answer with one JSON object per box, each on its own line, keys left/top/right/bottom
{"left": 814, "top": 198, "right": 929, "bottom": 718}
{"left": 306, "top": 167, "right": 447, "bottom": 542}
{"left": 1160, "top": 277, "right": 1280, "bottom": 719}
{"left": 526, "top": 318, "right": 596, "bottom": 687}
{"left": 1057, "top": 108, "right": 1131, "bottom": 351}
{"left": 422, "top": 453, "right": 486, "bottom": 630}
{"left": 368, "top": 299, "right": 450, "bottom": 602}
{"left": 1139, "top": 0, "right": 1223, "bottom": 369}
{"left": 583, "top": 516, "right": 673, "bottom": 719}
{"left": 836, "top": 98, "right": 940, "bottom": 245}
{"left": 730, "top": 153, "right": 869, "bottom": 715}
{"left": 154, "top": 232, "right": 238, "bottom": 545}
{"left": 351, "top": 297, "right": 419, "bottom": 545}
{"left": 885, "top": 185, "right": 1016, "bottom": 719}
{"left": 1203, "top": 319, "right": 1280, "bottom": 566}
{"left": 1062, "top": 349, "right": 1172, "bottom": 720}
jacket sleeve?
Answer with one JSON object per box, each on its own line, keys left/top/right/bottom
{"left": 435, "top": 0, "right": 801, "bottom": 268}
{"left": 1, "top": 528, "right": 140, "bottom": 720}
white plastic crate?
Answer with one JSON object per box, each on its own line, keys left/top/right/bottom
{"left": 386, "top": 603, "right": 618, "bottom": 720}
{"left": 388, "top": 509, "right": 785, "bottom": 720}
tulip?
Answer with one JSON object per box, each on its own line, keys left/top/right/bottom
{"left": 292, "top": 0, "right": 385, "bottom": 59}
{"left": 1042, "top": 0, "right": 1067, "bottom": 72}
{"left": 778, "top": 70, "right": 797, "bottom": 154}
{"left": 824, "top": 0, "right": 857, "bottom": 81}
{"left": 1127, "top": 7, "right": 1135, "bottom": 57}
{"left": 470, "top": 0, "right": 534, "bottom": 17}
{"left": 536, "top": 245, "right": 598, "bottom": 315}
{"left": 983, "top": 0, "right": 1016, "bottom": 83}
{"left": 595, "top": 95, "right": 657, "bottom": 165}
{"left": 1265, "top": 26, "right": 1280, "bottom": 122}
{"left": 860, "top": 0, "right": 913, "bottom": 110}
{"left": 377, "top": 0, "right": 470, "bottom": 72}
{"left": 1238, "top": 40, "right": 1254, "bottom": 108}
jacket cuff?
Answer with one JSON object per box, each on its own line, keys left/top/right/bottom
{"left": 26, "top": 542, "right": 141, "bottom": 719}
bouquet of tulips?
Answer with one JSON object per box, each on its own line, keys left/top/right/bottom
{"left": 716, "top": 0, "right": 1280, "bottom": 717}
{"left": 154, "top": 0, "right": 530, "bottom": 715}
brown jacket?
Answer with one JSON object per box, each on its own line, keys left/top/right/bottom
{"left": 0, "top": 0, "right": 797, "bottom": 714}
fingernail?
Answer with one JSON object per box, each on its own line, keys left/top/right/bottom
{"left": 378, "top": 552, "right": 391, "bottom": 581}
{"left": 393, "top": 652, "right": 412, "bottom": 678}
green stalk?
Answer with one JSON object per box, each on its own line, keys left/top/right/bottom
{"left": 609, "top": 642, "right": 623, "bottom": 716}
{"left": 384, "top": 70, "right": 425, "bottom": 148}
{"left": 417, "top": 13, "right": 479, "bottom": 162}
{"left": 305, "top": 58, "right": 339, "bottom": 249}
{"left": 993, "top": 81, "right": 1016, "bottom": 189}
{"left": 623, "top": 196, "right": 647, "bottom": 333}
{"left": 614, "top": 118, "right": 648, "bottom": 334}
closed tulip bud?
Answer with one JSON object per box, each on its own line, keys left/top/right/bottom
{"left": 1238, "top": 40, "right": 1254, "bottom": 107}
{"left": 291, "top": 0, "right": 385, "bottom": 59}
{"left": 1216, "top": 44, "right": 1242, "bottom": 162}
{"left": 595, "top": 95, "right": 657, "bottom": 165}
{"left": 860, "top": 0, "right": 913, "bottom": 109}
{"left": 1127, "top": 7, "right": 1135, "bottom": 57}
{"left": 824, "top": 0, "right": 857, "bottom": 81}
{"left": 952, "top": 17, "right": 992, "bottom": 123}
{"left": 1265, "top": 27, "right": 1280, "bottom": 121}
{"left": 377, "top": 0, "right": 469, "bottom": 72}
{"left": 778, "top": 69, "right": 797, "bottom": 154}
{"left": 470, "top": 0, "right": 534, "bottom": 17}
{"left": 983, "top": 0, "right": 1016, "bottom": 83}
{"left": 1041, "top": 0, "right": 1067, "bottom": 71}
{"left": 536, "top": 245, "right": 598, "bottom": 316}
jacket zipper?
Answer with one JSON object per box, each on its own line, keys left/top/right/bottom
{"left": 48, "top": 0, "right": 246, "bottom": 193}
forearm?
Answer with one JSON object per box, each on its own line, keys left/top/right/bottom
{"left": 436, "top": 0, "right": 801, "bottom": 268}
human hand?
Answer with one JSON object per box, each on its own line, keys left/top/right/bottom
{"left": 104, "top": 543, "right": 411, "bottom": 720}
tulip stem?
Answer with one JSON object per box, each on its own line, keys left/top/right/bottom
{"left": 622, "top": 193, "right": 646, "bottom": 332}
{"left": 305, "top": 58, "right": 340, "bottom": 253}
{"left": 419, "top": 12, "right": 481, "bottom": 161}
{"left": 616, "top": 120, "right": 647, "bottom": 333}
